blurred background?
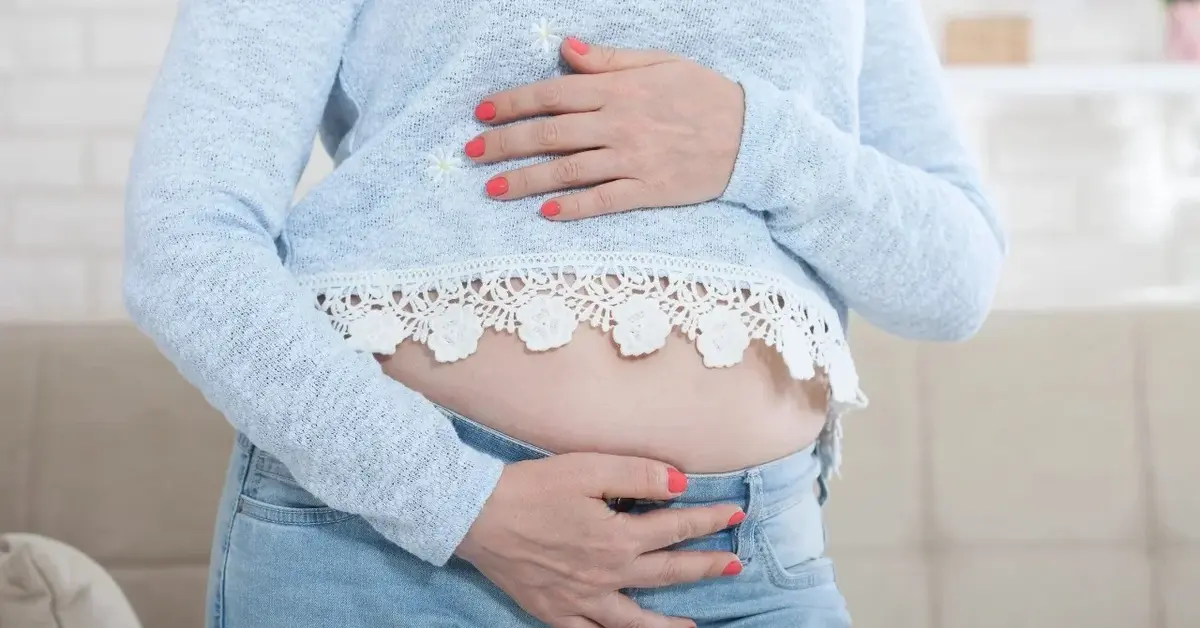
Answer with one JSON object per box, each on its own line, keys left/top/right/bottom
{"left": 1, "top": 0, "right": 1198, "bottom": 627}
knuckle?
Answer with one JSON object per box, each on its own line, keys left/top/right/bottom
{"left": 514, "top": 169, "right": 534, "bottom": 196}
{"left": 607, "top": 79, "right": 642, "bottom": 102}
{"left": 641, "top": 462, "right": 663, "bottom": 494}
{"left": 577, "top": 565, "right": 609, "bottom": 589}
{"left": 535, "top": 120, "right": 561, "bottom": 147}
{"left": 601, "top": 47, "right": 619, "bottom": 67}
{"left": 552, "top": 156, "right": 584, "bottom": 185}
{"left": 674, "top": 517, "right": 695, "bottom": 544}
{"left": 593, "top": 186, "right": 618, "bottom": 213}
{"left": 657, "top": 558, "right": 685, "bottom": 585}
{"left": 495, "top": 129, "right": 513, "bottom": 156}
{"left": 613, "top": 615, "right": 646, "bottom": 628}
{"left": 620, "top": 150, "right": 647, "bottom": 173}
{"left": 617, "top": 535, "right": 640, "bottom": 560}
{"left": 535, "top": 83, "right": 564, "bottom": 109}
{"left": 645, "top": 176, "right": 670, "bottom": 194}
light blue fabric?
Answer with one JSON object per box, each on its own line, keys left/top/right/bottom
{"left": 125, "top": 0, "right": 1006, "bottom": 566}
{"left": 207, "top": 410, "right": 851, "bottom": 627}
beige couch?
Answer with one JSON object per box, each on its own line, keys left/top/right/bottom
{"left": 2, "top": 311, "right": 1198, "bottom": 628}
{"left": 0, "top": 325, "right": 231, "bottom": 628}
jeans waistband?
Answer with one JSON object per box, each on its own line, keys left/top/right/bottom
{"left": 440, "top": 406, "right": 824, "bottom": 510}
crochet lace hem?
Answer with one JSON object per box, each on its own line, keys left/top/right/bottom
{"left": 300, "top": 253, "right": 868, "bottom": 471}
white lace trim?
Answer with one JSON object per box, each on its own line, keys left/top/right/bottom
{"left": 300, "top": 253, "right": 869, "bottom": 473}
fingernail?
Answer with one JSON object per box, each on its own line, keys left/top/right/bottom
{"left": 540, "top": 200, "right": 561, "bottom": 218}
{"left": 722, "top": 560, "right": 743, "bottom": 576}
{"left": 566, "top": 37, "right": 590, "bottom": 55}
{"left": 465, "top": 137, "right": 485, "bottom": 158}
{"left": 486, "top": 176, "right": 508, "bottom": 197}
{"left": 667, "top": 467, "right": 688, "bottom": 493}
{"left": 475, "top": 101, "right": 496, "bottom": 121}
{"left": 727, "top": 511, "right": 746, "bottom": 527}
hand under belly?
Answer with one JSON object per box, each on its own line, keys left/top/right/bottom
{"left": 379, "top": 325, "right": 828, "bottom": 473}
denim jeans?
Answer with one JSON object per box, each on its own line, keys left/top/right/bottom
{"left": 206, "top": 409, "right": 851, "bottom": 627}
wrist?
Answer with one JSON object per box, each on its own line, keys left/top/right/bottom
{"left": 451, "top": 461, "right": 512, "bottom": 564}
{"left": 718, "top": 74, "right": 785, "bottom": 211}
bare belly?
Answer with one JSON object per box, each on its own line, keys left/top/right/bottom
{"left": 379, "top": 324, "right": 829, "bottom": 473}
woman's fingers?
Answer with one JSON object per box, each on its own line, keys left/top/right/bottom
{"left": 479, "top": 74, "right": 609, "bottom": 123}
{"left": 587, "top": 593, "right": 697, "bottom": 628}
{"left": 626, "top": 504, "right": 745, "bottom": 553}
{"left": 467, "top": 112, "right": 610, "bottom": 164}
{"left": 563, "top": 452, "right": 687, "bottom": 501}
{"left": 542, "top": 179, "right": 651, "bottom": 219}
{"left": 623, "top": 549, "right": 743, "bottom": 589}
{"left": 485, "top": 149, "right": 624, "bottom": 201}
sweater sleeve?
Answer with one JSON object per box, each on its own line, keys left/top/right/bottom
{"left": 719, "top": 0, "right": 1007, "bottom": 341}
{"left": 123, "top": 0, "right": 504, "bottom": 566}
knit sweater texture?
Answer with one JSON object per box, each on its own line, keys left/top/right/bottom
{"left": 124, "top": 0, "right": 1006, "bottom": 565}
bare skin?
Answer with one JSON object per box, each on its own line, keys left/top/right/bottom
{"left": 382, "top": 326, "right": 827, "bottom": 628}
{"left": 380, "top": 38, "right": 830, "bottom": 628}
{"left": 383, "top": 326, "right": 828, "bottom": 474}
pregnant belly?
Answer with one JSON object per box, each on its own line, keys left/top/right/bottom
{"left": 379, "top": 325, "right": 828, "bottom": 473}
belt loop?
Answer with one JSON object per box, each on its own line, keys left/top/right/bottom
{"left": 736, "top": 470, "right": 763, "bottom": 562}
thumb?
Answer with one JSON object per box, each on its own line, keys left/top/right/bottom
{"left": 560, "top": 37, "right": 677, "bottom": 73}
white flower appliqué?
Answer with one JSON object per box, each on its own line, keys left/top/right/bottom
{"left": 346, "top": 310, "right": 409, "bottom": 355}
{"left": 827, "top": 356, "right": 862, "bottom": 406}
{"left": 516, "top": 295, "right": 578, "bottom": 352}
{"left": 611, "top": 296, "right": 671, "bottom": 357}
{"left": 530, "top": 18, "right": 563, "bottom": 55}
{"left": 427, "top": 304, "right": 484, "bottom": 363}
{"left": 425, "top": 148, "right": 463, "bottom": 182}
{"left": 778, "top": 322, "right": 816, "bottom": 380}
{"left": 695, "top": 308, "right": 751, "bottom": 368}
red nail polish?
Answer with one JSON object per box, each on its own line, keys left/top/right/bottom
{"left": 540, "top": 200, "right": 561, "bottom": 218}
{"left": 727, "top": 511, "right": 746, "bottom": 527}
{"left": 667, "top": 468, "right": 688, "bottom": 493}
{"left": 465, "top": 137, "right": 485, "bottom": 158}
{"left": 566, "top": 37, "right": 590, "bottom": 55}
{"left": 475, "top": 101, "right": 496, "bottom": 121}
{"left": 722, "top": 560, "right": 743, "bottom": 576}
{"left": 486, "top": 176, "right": 508, "bottom": 197}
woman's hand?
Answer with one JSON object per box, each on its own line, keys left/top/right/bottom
{"left": 455, "top": 453, "right": 745, "bottom": 628}
{"left": 465, "top": 38, "right": 745, "bottom": 220}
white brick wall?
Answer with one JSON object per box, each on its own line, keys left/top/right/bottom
{"left": 0, "top": 0, "right": 176, "bottom": 321}
{"left": 0, "top": 0, "right": 1198, "bottom": 321}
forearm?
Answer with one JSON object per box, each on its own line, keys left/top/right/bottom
{"left": 721, "top": 75, "right": 1005, "bottom": 340}
{"left": 124, "top": 0, "right": 503, "bottom": 565}
{"left": 125, "top": 224, "right": 503, "bottom": 563}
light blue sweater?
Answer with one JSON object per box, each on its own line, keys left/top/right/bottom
{"left": 124, "top": 0, "right": 1006, "bottom": 565}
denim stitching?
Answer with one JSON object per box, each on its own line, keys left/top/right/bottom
{"left": 753, "top": 528, "right": 840, "bottom": 593}
{"left": 236, "top": 494, "right": 357, "bottom": 526}
{"left": 753, "top": 527, "right": 837, "bottom": 590}
{"left": 215, "top": 436, "right": 256, "bottom": 628}
{"left": 735, "top": 471, "right": 762, "bottom": 563}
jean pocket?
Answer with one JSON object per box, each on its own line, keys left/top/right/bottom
{"left": 236, "top": 446, "right": 356, "bottom": 526}
{"left": 752, "top": 497, "right": 833, "bottom": 590}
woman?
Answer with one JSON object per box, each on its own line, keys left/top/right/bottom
{"left": 124, "top": 0, "right": 1005, "bottom": 626}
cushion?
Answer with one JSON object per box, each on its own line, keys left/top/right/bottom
{"left": 0, "top": 534, "right": 142, "bottom": 628}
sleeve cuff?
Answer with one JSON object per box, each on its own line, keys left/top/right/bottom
{"left": 426, "top": 447, "right": 506, "bottom": 566}
{"left": 719, "top": 74, "right": 789, "bottom": 211}
{"left": 368, "top": 433, "right": 506, "bottom": 567}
